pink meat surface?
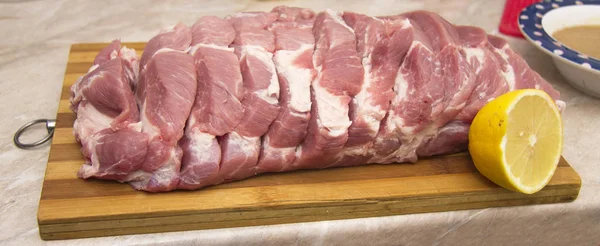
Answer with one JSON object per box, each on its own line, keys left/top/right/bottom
{"left": 488, "top": 35, "right": 561, "bottom": 100}
{"left": 369, "top": 11, "right": 479, "bottom": 164}
{"left": 271, "top": 6, "right": 316, "bottom": 29}
{"left": 218, "top": 12, "right": 281, "bottom": 182}
{"left": 71, "top": 43, "right": 148, "bottom": 183}
{"left": 291, "top": 9, "right": 364, "bottom": 170}
{"left": 332, "top": 12, "right": 413, "bottom": 167}
{"left": 178, "top": 16, "right": 244, "bottom": 189}
{"left": 255, "top": 7, "right": 316, "bottom": 173}
{"left": 132, "top": 24, "right": 197, "bottom": 192}
{"left": 227, "top": 12, "right": 279, "bottom": 30}
{"left": 139, "top": 23, "right": 191, "bottom": 68}
{"left": 78, "top": 128, "right": 149, "bottom": 181}
{"left": 93, "top": 39, "right": 139, "bottom": 88}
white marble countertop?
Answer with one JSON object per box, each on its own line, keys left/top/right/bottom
{"left": 1, "top": 0, "right": 599, "bottom": 245}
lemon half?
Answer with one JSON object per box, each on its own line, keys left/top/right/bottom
{"left": 468, "top": 89, "right": 564, "bottom": 194}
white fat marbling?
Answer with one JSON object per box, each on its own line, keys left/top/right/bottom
{"left": 241, "top": 45, "right": 279, "bottom": 104}
{"left": 273, "top": 45, "right": 314, "bottom": 113}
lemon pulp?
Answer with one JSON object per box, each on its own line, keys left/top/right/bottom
{"left": 469, "top": 89, "right": 563, "bottom": 194}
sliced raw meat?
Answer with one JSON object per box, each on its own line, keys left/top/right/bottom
{"left": 93, "top": 39, "right": 139, "bottom": 87}
{"left": 370, "top": 11, "right": 478, "bottom": 164}
{"left": 453, "top": 27, "right": 510, "bottom": 123}
{"left": 415, "top": 121, "right": 470, "bottom": 157}
{"left": 71, "top": 8, "right": 566, "bottom": 192}
{"left": 291, "top": 9, "right": 364, "bottom": 170}
{"left": 93, "top": 40, "right": 121, "bottom": 65}
{"left": 187, "top": 47, "right": 244, "bottom": 134}
{"left": 78, "top": 128, "right": 149, "bottom": 181}
{"left": 71, "top": 58, "right": 141, "bottom": 139}
{"left": 227, "top": 12, "right": 279, "bottom": 30}
{"left": 231, "top": 29, "right": 276, "bottom": 53}
{"left": 332, "top": 12, "right": 412, "bottom": 166}
{"left": 417, "top": 26, "right": 502, "bottom": 157}
{"left": 132, "top": 24, "right": 196, "bottom": 192}
{"left": 368, "top": 16, "right": 432, "bottom": 164}
{"left": 487, "top": 35, "right": 561, "bottom": 101}
{"left": 403, "top": 11, "right": 476, "bottom": 131}
{"left": 218, "top": 13, "right": 280, "bottom": 181}
{"left": 71, "top": 43, "right": 147, "bottom": 183}
{"left": 139, "top": 23, "right": 192, "bottom": 68}
{"left": 271, "top": 6, "right": 316, "bottom": 29}
{"left": 189, "top": 16, "right": 236, "bottom": 47}
{"left": 178, "top": 17, "right": 243, "bottom": 189}
{"left": 254, "top": 7, "right": 316, "bottom": 173}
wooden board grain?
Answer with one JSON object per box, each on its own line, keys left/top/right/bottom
{"left": 37, "top": 43, "right": 582, "bottom": 240}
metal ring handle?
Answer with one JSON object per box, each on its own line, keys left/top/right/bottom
{"left": 14, "top": 119, "right": 56, "bottom": 149}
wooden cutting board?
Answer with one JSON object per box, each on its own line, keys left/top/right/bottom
{"left": 38, "top": 43, "right": 582, "bottom": 240}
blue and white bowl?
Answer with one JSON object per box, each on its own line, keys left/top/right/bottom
{"left": 519, "top": 0, "right": 600, "bottom": 98}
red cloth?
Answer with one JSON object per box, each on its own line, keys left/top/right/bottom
{"left": 499, "top": 0, "right": 540, "bottom": 38}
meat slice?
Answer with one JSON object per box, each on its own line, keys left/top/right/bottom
{"left": 415, "top": 121, "right": 471, "bottom": 157}
{"left": 178, "top": 17, "right": 243, "bottom": 189}
{"left": 487, "top": 35, "right": 562, "bottom": 102}
{"left": 93, "top": 39, "right": 139, "bottom": 88}
{"left": 417, "top": 25, "right": 500, "bottom": 157}
{"left": 228, "top": 12, "right": 279, "bottom": 30}
{"left": 189, "top": 16, "right": 236, "bottom": 47}
{"left": 131, "top": 24, "right": 196, "bottom": 192}
{"left": 394, "top": 12, "right": 478, "bottom": 160}
{"left": 291, "top": 9, "right": 364, "bottom": 170}
{"left": 331, "top": 12, "right": 412, "bottom": 166}
{"left": 370, "top": 11, "right": 478, "bottom": 164}
{"left": 402, "top": 11, "right": 476, "bottom": 132}
{"left": 452, "top": 27, "right": 510, "bottom": 123}
{"left": 254, "top": 7, "right": 316, "bottom": 173}
{"left": 78, "top": 128, "right": 149, "bottom": 181}
{"left": 368, "top": 17, "right": 430, "bottom": 164}
{"left": 271, "top": 6, "right": 316, "bottom": 29}
{"left": 93, "top": 40, "right": 122, "bottom": 65}
{"left": 71, "top": 58, "right": 141, "bottom": 141}
{"left": 71, "top": 44, "right": 148, "bottom": 182}
{"left": 218, "top": 13, "right": 280, "bottom": 182}
{"left": 139, "top": 23, "right": 192, "bottom": 68}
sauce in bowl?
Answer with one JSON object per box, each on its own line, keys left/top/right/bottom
{"left": 552, "top": 25, "right": 600, "bottom": 60}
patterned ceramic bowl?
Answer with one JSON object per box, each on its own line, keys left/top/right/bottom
{"left": 519, "top": 0, "right": 600, "bottom": 97}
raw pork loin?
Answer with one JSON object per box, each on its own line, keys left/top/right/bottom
{"left": 256, "top": 7, "right": 316, "bottom": 173}
{"left": 71, "top": 6, "right": 564, "bottom": 192}
{"left": 178, "top": 16, "right": 245, "bottom": 189}
{"left": 132, "top": 23, "right": 197, "bottom": 192}
{"left": 217, "top": 12, "right": 281, "bottom": 182}
{"left": 71, "top": 41, "right": 148, "bottom": 182}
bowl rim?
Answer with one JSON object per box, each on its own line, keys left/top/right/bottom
{"left": 518, "top": 0, "right": 600, "bottom": 73}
